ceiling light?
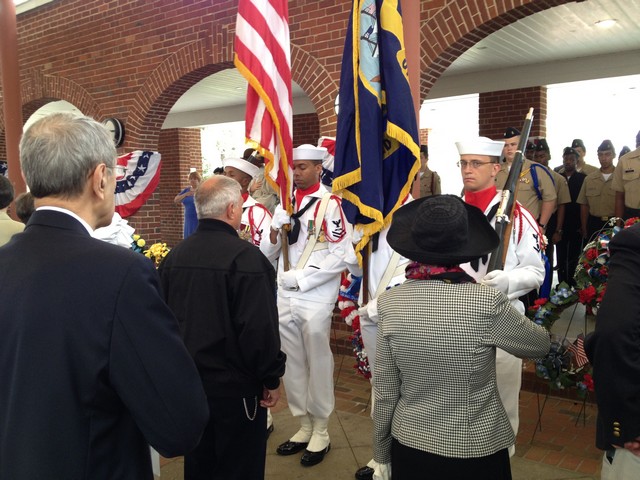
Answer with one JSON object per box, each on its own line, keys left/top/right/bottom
{"left": 595, "top": 19, "right": 617, "bottom": 29}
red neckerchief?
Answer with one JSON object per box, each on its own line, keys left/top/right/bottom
{"left": 464, "top": 185, "right": 497, "bottom": 213}
{"left": 241, "top": 192, "right": 250, "bottom": 203}
{"left": 294, "top": 182, "right": 320, "bottom": 211}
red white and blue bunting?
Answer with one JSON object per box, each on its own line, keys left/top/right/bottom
{"left": 114, "top": 151, "right": 161, "bottom": 218}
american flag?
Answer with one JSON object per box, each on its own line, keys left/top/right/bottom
{"left": 234, "top": 0, "right": 294, "bottom": 213}
{"left": 566, "top": 334, "right": 589, "bottom": 368}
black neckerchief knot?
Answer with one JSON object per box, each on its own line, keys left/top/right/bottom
{"left": 288, "top": 196, "right": 320, "bottom": 244}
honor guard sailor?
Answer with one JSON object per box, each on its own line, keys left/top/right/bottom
{"left": 457, "top": 137, "right": 546, "bottom": 455}
{"left": 260, "top": 144, "right": 354, "bottom": 467}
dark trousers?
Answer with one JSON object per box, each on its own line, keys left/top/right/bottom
{"left": 185, "top": 396, "right": 267, "bottom": 480}
{"left": 557, "top": 233, "right": 584, "bottom": 287}
{"left": 391, "top": 438, "right": 512, "bottom": 480}
{"left": 586, "top": 215, "right": 612, "bottom": 243}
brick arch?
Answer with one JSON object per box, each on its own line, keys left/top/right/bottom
{"left": 290, "top": 44, "right": 338, "bottom": 137}
{"left": 419, "top": 0, "right": 573, "bottom": 102}
{"left": 0, "top": 72, "right": 101, "bottom": 163}
{"left": 129, "top": 37, "right": 337, "bottom": 148}
{"left": 0, "top": 71, "right": 101, "bottom": 132}
{"left": 127, "top": 39, "right": 229, "bottom": 149}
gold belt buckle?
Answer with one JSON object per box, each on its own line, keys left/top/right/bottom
{"left": 601, "top": 216, "right": 609, "bottom": 221}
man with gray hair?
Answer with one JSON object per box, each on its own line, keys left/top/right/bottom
{"left": 159, "top": 175, "right": 286, "bottom": 480}
{"left": 0, "top": 113, "right": 208, "bottom": 479}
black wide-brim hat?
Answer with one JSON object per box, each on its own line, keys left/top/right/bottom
{"left": 388, "top": 195, "right": 499, "bottom": 266}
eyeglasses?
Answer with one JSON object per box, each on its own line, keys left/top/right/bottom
{"left": 108, "top": 165, "right": 127, "bottom": 180}
{"left": 457, "top": 160, "right": 495, "bottom": 169}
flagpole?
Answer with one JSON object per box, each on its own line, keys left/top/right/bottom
{"left": 401, "top": 0, "right": 422, "bottom": 199}
{"left": 0, "top": 0, "right": 26, "bottom": 203}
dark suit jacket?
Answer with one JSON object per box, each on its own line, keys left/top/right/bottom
{"left": 585, "top": 222, "right": 640, "bottom": 450}
{"left": 0, "top": 210, "right": 208, "bottom": 479}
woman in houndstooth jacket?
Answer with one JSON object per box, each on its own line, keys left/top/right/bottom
{"left": 373, "top": 195, "right": 550, "bottom": 480}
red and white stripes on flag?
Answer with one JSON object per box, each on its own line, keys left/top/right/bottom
{"left": 566, "top": 334, "right": 590, "bottom": 368}
{"left": 234, "top": 0, "right": 294, "bottom": 213}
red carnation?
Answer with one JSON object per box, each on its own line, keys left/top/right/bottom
{"left": 578, "top": 285, "right": 597, "bottom": 305}
{"left": 585, "top": 248, "right": 598, "bottom": 261}
{"left": 534, "top": 298, "right": 548, "bottom": 307}
{"left": 624, "top": 217, "right": 640, "bottom": 228}
{"left": 583, "top": 373, "right": 594, "bottom": 392}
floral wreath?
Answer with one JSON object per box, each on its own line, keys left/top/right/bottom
{"left": 338, "top": 273, "right": 371, "bottom": 379}
{"left": 527, "top": 217, "right": 640, "bottom": 397}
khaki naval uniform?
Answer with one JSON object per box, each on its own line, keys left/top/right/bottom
{"left": 495, "top": 159, "right": 557, "bottom": 220}
{"left": 0, "top": 210, "right": 24, "bottom": 247}
{"left": 612, "top": 147, "right": 640, "bottom": 218}
{"left": 577, "top": 168, "right": 616, "bottom": 239}
{"left": 419, "top": 168, "right": 441, "bottom": 197}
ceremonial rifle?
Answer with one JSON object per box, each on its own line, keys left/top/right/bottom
{"left": 486, "top": 108, "right": 534, "bottom": 272}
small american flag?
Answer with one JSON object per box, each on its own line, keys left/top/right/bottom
{"left": 566, "top": 334, "right": 589, "bottom": 368}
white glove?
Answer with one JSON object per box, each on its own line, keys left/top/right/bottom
{"left": 481, "top": 269, "right": 510, "bottom": 295}
{"left": 373, "top": 462, "right": 391, "bottom": 480}
{"left": 352, "top": 227, "right": 364, "bottom": 245}
{"left": 279, "top": 270, "right": 299, "bottom": 291}
{"left": 357, "top": 305, "right": 369, "bottom": 321}
{"left": 270, "top": 207, "right": 291, "bottom": 230}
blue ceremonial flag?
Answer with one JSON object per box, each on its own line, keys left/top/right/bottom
{"left": 333, "top": 0, "right": 420, "bottom": 255}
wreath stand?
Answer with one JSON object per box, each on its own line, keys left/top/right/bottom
{"left": 530, "top": 301, "right": 593, "bottom": 443}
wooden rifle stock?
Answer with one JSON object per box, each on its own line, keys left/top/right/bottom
{"left": 486, "top": 108, "right": 534, "bottom": 272}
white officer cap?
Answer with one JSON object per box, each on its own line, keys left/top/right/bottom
{"left": 223, "top": 157, "right": 260, "bottom": 178}
{"left": 293, "top": 144, "right": 327, "bottom": 161}
{"left": 455, "top": 137, "right": 505, "bottom": 157}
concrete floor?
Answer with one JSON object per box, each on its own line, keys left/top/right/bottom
{"left": 158, "top": 407, "right": 600, "bottom": 479}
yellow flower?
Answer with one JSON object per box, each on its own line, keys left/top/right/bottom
{"left": 133, "top": 234, "right": 140, "bottom": 241}
{"left": 136, "top": 239, "right": 146, "bottom": 247}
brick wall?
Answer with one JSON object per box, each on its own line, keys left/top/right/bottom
{"left": 419, "top": 128, "right": 430, "bottom": 147}
{"left": 293, "top": 113, "right": 321, "bottom": 147}
{"left": 479, "top": 86, "right": 548, "bottom": 140}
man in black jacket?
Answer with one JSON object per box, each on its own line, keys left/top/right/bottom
{"left": 556, "top": 147, "right": 586, "bottom": 286}
{"left": 585, "top": 222, "right": 640, "bottom": 479}
{"left": 159, "top": 175, "right": 286, "bottom": 480}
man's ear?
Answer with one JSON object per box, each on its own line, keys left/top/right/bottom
{"left": 92, "top": 164, "right": 109, "bottom": 199}
{"left": 226, "top": 201, "right": 237, "bottom": 220}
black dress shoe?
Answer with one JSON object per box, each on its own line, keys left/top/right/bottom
{"left": 276, "top": 440, "right": 308, "bottom": 456}
{"left": 355, "top": 465, "right": 374, "bottom": 480}
{"left": 300, "top": 444, "right": 331, "bottom": 467}
{"left": 266, "top": 424, "right": 274, "bottom": 438}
